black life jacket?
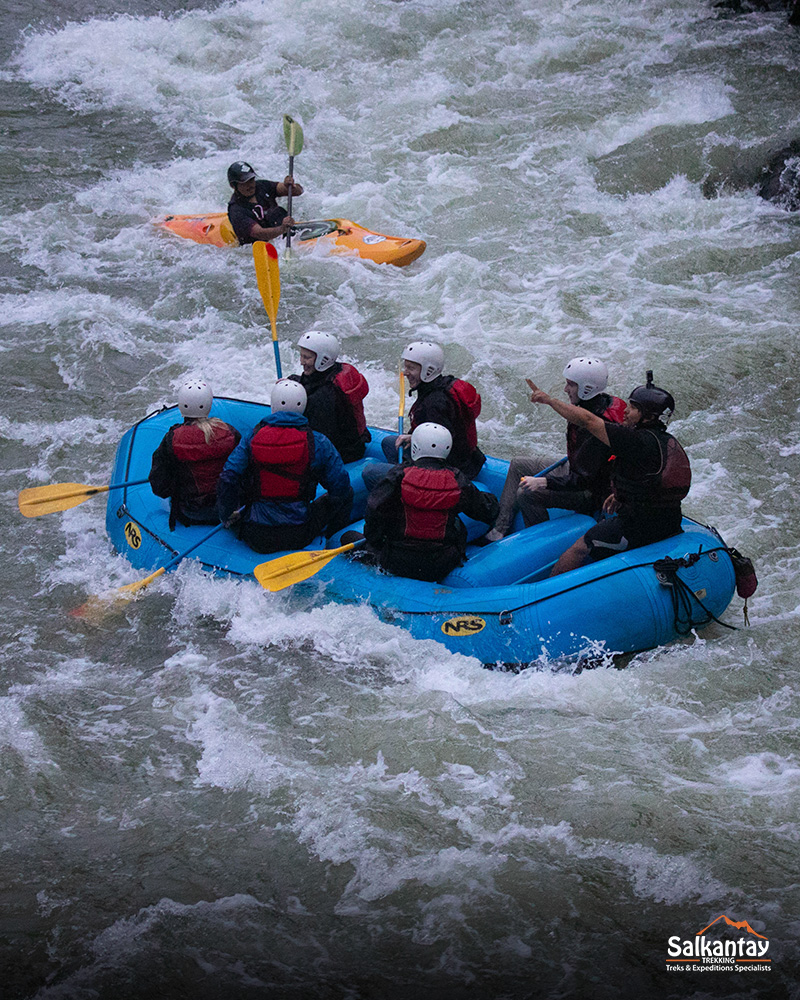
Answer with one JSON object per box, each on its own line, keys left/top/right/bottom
{"left": 400, "top": 466, "right": 462, "bottom": 542}
{"left": 613, "top": 428, "right": 691, "bottom": 507}
{"left": 566, "top": 395, "right": 626, "bottom": 484}
{"left": 249, "top": 424, "right": 316, "bottom": 502}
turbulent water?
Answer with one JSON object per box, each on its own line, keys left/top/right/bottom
{"left": 2, "top": 0, "right": 800, "bottom": 996}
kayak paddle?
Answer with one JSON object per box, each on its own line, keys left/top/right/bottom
{"left": 254, "top": 539, "right": 364, "bottom": 593}
{"left": 253, "top": 241, "right": 282, "bottom": 378}
{"left": 18, "top": 479, "right": 149, "bottom": 518}
{"left": 283, "top": 114, "right": 304, "bottom": 251}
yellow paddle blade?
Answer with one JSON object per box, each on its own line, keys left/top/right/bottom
{"left": 253, "top": 241, "right": 280, "bottom": 341}
{"left": 254, "top": 542, "right": 358, "bottom": 592}
{"left": 70, "top": 567, "right": 166, "bottom": 621}
{"left": 398, "top": 368, "right": 406, "bottom": 420}
{"left": 18, "top": 482, "right": 109, "bottom": 517}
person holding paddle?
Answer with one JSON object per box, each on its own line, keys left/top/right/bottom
{"left": 216, "top": 379, "right": 353, "bottom": 555}
{"left": 226, "top": 161, "right": 304, "bottom": 246}
{"left": 148, "top": 380, "right": 241, "bottom": 530}
{"left": 289, "top": 331, "right": 371, "bottom": 463}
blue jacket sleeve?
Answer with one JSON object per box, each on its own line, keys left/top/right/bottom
{"left": 216, "top": 431, "right": 253, "bottom": 522}
{"left": 312, "top": 432, "right": 354, "bottom": 503}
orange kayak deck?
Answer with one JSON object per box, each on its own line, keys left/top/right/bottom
{"left": 153, "top": 214, "right": 426, "bottom": 267}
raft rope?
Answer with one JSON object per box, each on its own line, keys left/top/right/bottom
{"left": 394, "top": 544, "right": 741, "bottom": 634}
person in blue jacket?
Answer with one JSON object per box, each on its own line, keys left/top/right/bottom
{"left": 217, "top": 379, "right": 354, "bottom": 554}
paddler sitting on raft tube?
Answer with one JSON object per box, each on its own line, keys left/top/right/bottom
{"left": 362, "top": 341, "right": 486, "bottom": 490}
{"left": 483, "top": 357, "right": 625, "bottom": 542}
{"left": 216, "top": 379, "right": 353, "bottom": 555}
{"left": 527, "top": 370, "right": 691, "bottom": 577}
{"left": 362, "top": 422, "right": 499, "bottom": 583}
{"left": 288, "top": 331, "right": 372, "bottom": 464}
{"left": 226, "top": 161, "right": 304, "bottom": 246}
{"left": 149, "top": 380, "right": 241, "bottom": 530}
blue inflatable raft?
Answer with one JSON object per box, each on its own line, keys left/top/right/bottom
{"left": 105, "top": 397, "right": 738, "bottom": 667}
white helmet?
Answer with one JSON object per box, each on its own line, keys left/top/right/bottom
{"left": 562, "top": 357, "right": 609, "bottom": 401}
{"left": 411, "top": 422, "right": 453, "bottom": 461}
{"left": 297, "top": 330, "right": 339, "bottom": 372}
{"left": 402, "top": 341, "right": 444, "bottom": 383}
{"left": 177, "top": 379, "right": 213, "bottom": 418}
{"left": 270, "top": 379, "right": 307, "bottom": 414}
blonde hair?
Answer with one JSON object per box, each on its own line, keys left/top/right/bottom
{"left": 189, "top": 416, "right": 228, "bottom": 443}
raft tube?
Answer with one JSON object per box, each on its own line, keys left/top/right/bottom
{"left": 105, "top": 398, "right": 737, "bottom": 668}
{"left": 154, "top": 214, "right": 426, "bottom": 267}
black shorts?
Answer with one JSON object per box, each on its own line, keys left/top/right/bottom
{"left": 583, "top": 514, "right": 682, "bottom": 562}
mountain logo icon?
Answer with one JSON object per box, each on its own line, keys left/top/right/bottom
{"left": 696, "top": 915, "right": 768, "bottom": 940}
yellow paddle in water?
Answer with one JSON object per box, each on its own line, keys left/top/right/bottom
{"left": 71, "top": 516, "right": 238, "bottom": 620}
{"left": 254, "top": 539, "right": 364, "bottom": 593}
{"left": 18, "top": 478, "right": 149, "bottom": 518}
{"left": 253, "top": 240, "right": 282, "bottom": 378}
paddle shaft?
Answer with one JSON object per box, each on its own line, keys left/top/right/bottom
{"left": 539, "top": 456, "right": 568, "bottom": 477}
{"left": 26, "top": 478, "right": 149, "bottom": 506}
{"left": 398, "top": 368, "right": 406, "bottom": 463}
{"left": 286, "top": 154, "right": 294, "bottom": 250}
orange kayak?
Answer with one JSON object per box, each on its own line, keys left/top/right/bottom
{"left": 154, "top": 214, "right": 426, "bottom": 267}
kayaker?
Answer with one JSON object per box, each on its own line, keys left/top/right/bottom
{"left": 363, "top": 423, "right": 499, "bottom": 582}
{"left": 216, "top": 379, "right": 353, "bottom": 554}
{"left": 288, "top": 331, "right": 371, "bottom": 463}
{"left": 362, "top": 341, "right": 486, "bottom": 489}
{"left": 527, "top": 371, "right": 691, "bottom": 576}
{"left": 226, "top": 161, "right": 304, "bottom": 245}
{"left": 483, "top": 357, "right": 625, "bottom": 542}
{"left": 149, "top": 380, "right": 241, "bottom": 530}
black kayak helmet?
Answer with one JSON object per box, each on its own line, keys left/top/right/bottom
{"left": 227, "top": 161, "right": 256, "bottom": 188}
{"left": 629, "top": 370, "right": 675, "bottom": 420}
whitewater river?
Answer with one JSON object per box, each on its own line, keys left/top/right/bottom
{"left": 2, "top": 0, "right": 799, "bottom": 996}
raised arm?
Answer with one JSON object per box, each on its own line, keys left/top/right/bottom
{"left": 525, "top": 378, "right": 611, "bottom": 447}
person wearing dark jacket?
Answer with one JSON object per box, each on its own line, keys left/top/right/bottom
{"left": 364, "top": 423, "right": 499, "bottom": 582}
{"left": 226, "top": 161, "right": 304, "bottom": 245}
{"left": 485, "top": 357, "right": 625, "bottom": 541}
{"left": 216, "top": 379, "right": 353, "bottom": 554}
{"left": 288, "top": 331, "right": 371, "bottom": 463}
{"left": 363, "top": 341, "right": 485, "bottom": 490}
{"left": 149, "top": 380, "right": 240, "bottom": 530}
{"left": 526, "top": 371, "right": 691, "bottom": 576}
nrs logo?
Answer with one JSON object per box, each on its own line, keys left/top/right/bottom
{"left": 441, "top": 616, "right": 485, "bottom": 636}
{"left": 124, "top": 521, "right": 142, "bottom": 549}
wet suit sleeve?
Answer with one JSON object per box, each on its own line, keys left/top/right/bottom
{"left": 148, "top": 427, "right": 178, "bottom": 499}
{"left": 364, "top": 466, "right": 404, "bottom": 549}
{"left": 456, "top": 473, "right": 499, "bottom": 526}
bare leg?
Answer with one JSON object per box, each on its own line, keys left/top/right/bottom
{"left": 550, "top": 536, "right": 591, "bottom": 577}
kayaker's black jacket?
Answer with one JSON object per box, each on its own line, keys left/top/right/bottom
{"left": 228, "top": 180, "right": 287, "bottom": 245}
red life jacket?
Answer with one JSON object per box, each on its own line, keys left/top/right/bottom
{"left": 400, "top": 466, "right": 462, "bottom": 542}
{"left": 250, "top": 424, "right": 315, "bottom": 501}
{"left": 171, "top": 422, "right": 238, "bottom": 499}
{"left": 613, "top": 429, "right": 691, "bottom": 507}
{"left": 332, "top": 363, "right": 369, "bottom": 436}
{"left": 447, "top": 379, "right": 481, "bottom": 450}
